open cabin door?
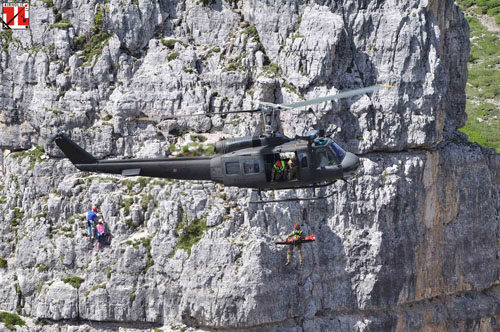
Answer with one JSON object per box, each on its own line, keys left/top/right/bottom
{"left": 265, "top": 152, "right": 301, "bottom": 183}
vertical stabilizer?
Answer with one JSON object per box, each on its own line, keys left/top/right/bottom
{"left": 54, "top": 133, "right": 97, "bottom": 165}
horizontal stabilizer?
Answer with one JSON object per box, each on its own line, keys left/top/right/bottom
{"left": 54, "top": 133, "right": 97, "bottom": 165}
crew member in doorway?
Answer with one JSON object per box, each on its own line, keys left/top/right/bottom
{"left": 287, "top": 157, "right": 298, "bottom": 180}
{"left": 271, "top": 159, "right": 285, "bottom": 182}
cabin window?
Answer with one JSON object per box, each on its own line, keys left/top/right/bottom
{"left": 225, "top": 161, "right": 240, "bottom": 175}
{"left": 243, "top": 160, "right": 260, "bottom": 174}
{"left": 299, "top": 153, "right": 308, "bottom": 168}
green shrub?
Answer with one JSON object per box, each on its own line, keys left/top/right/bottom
{"left": 102, "top": 114, "right": 112, "bottom": 121}
{"left": 0, "top": 312, "right": 25, "bottom": 330}
{"left": 199, "top": 0, "right": 216, "bottom": 5}
{"left": 167, "top": 51, "right": 179, "bottom": 61}
{"left": 50, "top": 19, "right": 72, "bottom": 29}
{"left": 11, "top": 146, "right": 45, "bottom": 170}
{"left": 84, "top": 284, "right": 106, "bottom": 296}
{"left": 160, "top": 38, "right": 177, "bottom": 49}
{"left": 0, "top": 30, "right": 13, "bottom": 53}
{"left": 141, "top": 194, "right": 153, "bottom": 210}
{"left": 11, "top": 208, "right": 24, "bottom": 227}
{"left": 73, "top": 5, "right": 112, "bottom": 65}
{"left": 37, "top": 283, "right": 45, "bottom": 294}
{"left": 121, "top": 197, "right": 134, "bottom": 216}
{"left": 61, "top": 276, "right": 84, "bottom": 289}
{"left": 37, "top": 264, "right": 48, "bottom": 272}
{"left": 129, "top": 289, "right": 136, "bottom": 303}
{"left": 243, "top": 25, "right": 259, "bottom": 40}
{"left": 174, "top": 218, "right": 208, "bottom": 256}
{"left": 174, "top": 142, "right": 215, "bottom": 157}
{"left": 0, "top": 258, "right": 6, "bottom": 269}
{"left": 140, "top": 237, "right": 154, "bottom": 273}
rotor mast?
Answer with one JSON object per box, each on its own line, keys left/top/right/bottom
{"left": 261, "top": 107, "right": 281, "bottom": 136}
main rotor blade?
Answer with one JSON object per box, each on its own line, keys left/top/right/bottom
{"left": 258, "top": 101, "right": 293, "bottom": 109}
{"left": 137, "top": 109, "right": 259, "bottom": 121}
{"left": 135, "top": 84, "right": 393, "bottom": 121}
{"left": 281, "top": 84, "right": 394, "bottom": 110}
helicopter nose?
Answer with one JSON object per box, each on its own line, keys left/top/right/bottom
{"left": 341, "top": 152, "right": 360, "bottom": 178}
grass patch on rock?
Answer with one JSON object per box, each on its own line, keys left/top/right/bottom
{"left": 160, "top": 37, "right": 186, "bottom": 50}
{"left": 11, "top": 208, "right": 24, "bottom": 227}
{"left": 84, "top": 284, "right": 106, "bottom": 297}
{"left": 50, "top": 19, "right": 72, "bottom": 29}
{"left": 171, "top": 142, "right": 215, "bottom": 157}
{"left": 37, "top": 264, "right": 48, "bottom": 272}
{"left": 121, "top": 177, "right": 150, "bottom": 192}
{"left": 0, "top": 312, "right": 25, "bottom": 330}
{"left": 11, "top": 146, "right": 45, "bottom": 170}
{"left": 458, "top": 11, "right": 500, "bottom": 152}
{"left": 73, "top": 4, "right": 112, "bottom": 66}
{"left": 120, "top": 197, "right": 134, "bottom": 216}
{"left": 173, "top": 217, "right": 208, "bottom": 256}
{"left": 126, "top": 237, "right": 154, "bottom": 273}
{"left": 166, "top": 51, "right": 179, "bottom": 61}
{"left": 457, "top": 0, "right": 500, "bottom": 24}
{"left": 460, "top": 101, "right": 500, "bottom": 149}
{"left": 0, "top": 30, "right": 13, "bottom": 53}
{"left": 61, "top": 276, "right": 84, "bottom": 289}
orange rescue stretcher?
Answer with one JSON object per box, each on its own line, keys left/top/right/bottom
{"left": 274, "top": 234, "right": 316, "bottom": 245}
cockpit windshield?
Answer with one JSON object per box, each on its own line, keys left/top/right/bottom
{"left": 330, "top": 142, "right": 346, "bottom": 162}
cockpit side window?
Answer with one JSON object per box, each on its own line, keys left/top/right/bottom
{"left": 330, "top": 142, "right": 346, "bottom": 162}
{"left": 317, "top": 149, "right": 338, "bottom": 167}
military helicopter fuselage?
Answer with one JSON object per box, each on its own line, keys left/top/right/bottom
{"left": 55, "top": 85, "right": 394, "bottom": 197}
{"left": 55, "top": 131, "right": 360, "bottom": 191}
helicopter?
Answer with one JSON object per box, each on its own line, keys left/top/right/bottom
{"left": 55, "top": 84, "right": 392, "bottom": 203}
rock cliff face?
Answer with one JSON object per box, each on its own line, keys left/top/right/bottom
{"left": 0, "top": 0, "right": 499, "bottom": 331}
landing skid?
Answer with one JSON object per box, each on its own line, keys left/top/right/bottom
{"left": 249, "top": 181, "right": 343, "bottom": 204}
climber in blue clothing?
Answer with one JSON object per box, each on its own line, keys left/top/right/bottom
{"left": 87, "top": 206, "right": 99, "bottom": 238}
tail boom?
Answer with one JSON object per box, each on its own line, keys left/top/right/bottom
{"left": 55, "top": 133, "right": 213, "bottom": 181}
{"left": 78, "top": 157, "right": 212, "bottom": 180}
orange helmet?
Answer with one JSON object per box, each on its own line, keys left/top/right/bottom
{"left": 92, "top": 206, "right": 98, "bottom": 212}
{"left": 294, "top": 223, "right": 301, "bottom": 230}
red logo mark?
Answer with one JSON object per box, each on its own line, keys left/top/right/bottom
{"left": 2, "top": 2, "right": 30, "bottom": 30}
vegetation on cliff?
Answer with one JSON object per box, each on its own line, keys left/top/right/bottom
{"left": 457, "top": 0, "right": 500, "bottom": 151}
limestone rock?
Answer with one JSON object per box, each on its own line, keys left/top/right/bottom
{"left": 0, "top": 0, "right": 498, "bottom": 331}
